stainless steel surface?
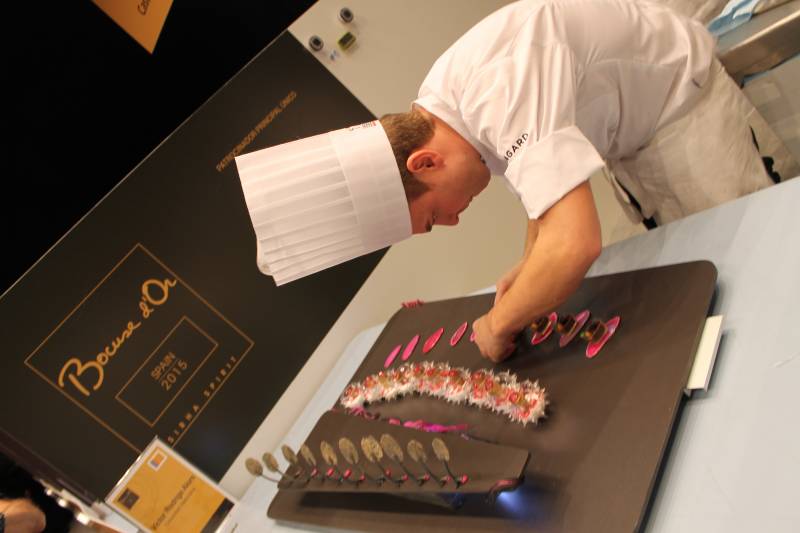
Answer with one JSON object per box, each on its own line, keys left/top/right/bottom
{"left": 718, "top": 0, "right": 800, "bottom": 82}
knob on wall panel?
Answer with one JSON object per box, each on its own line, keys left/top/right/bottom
{"left": 308, "top": 35, "right": 324, "bottom": 51}
{"left": 339, "top": 7, "right": 354, "bottom": 23}
{"left": 306, "top": 6, "right": 359, "bottom": 55}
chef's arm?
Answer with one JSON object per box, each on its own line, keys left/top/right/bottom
{"left": 522, "top": 219, "right": 539, "bottom": 256}
{"left": 488, "top": 181, "right": 602, "bottom": 338}
{"left": 493, "top": 221, "right": 539, "bottom": 305}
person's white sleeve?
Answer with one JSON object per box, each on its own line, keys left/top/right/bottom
{"left": 460, "top": 42, "right": 604, "bottom": 219}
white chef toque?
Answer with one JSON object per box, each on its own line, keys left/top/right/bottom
{"left": 235, "top": 121, "right": 412, "bottom": 285}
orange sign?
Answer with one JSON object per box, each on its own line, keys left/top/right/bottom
{"left": 92, "top": 0, "right": 174, "bottom": 53}
{"left": 107, "top": 438, "right": 235, "bottom": 532}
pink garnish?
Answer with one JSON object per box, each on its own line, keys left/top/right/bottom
{"left": 401, "top": 334, "right": 420, "bottom": 361}
{"left": 422, "top": 327, "right": 445, "bottom": 354}
{"left": 586, "top": 316, "right": 621, "bottom": 358}
{"left": 558, "top": 309, "right": 591, "bottom": 348}
{"left": 450, "top": 321, "right": 468, "bottom": 346}
{"left": 383, "top": 344, "right": 403, "bottom": 368}
{"left": 531, "top": 312, "right": 558, "bottom": 346}
{"left": 403, "top": 420, "right": 469, "bottom": 433}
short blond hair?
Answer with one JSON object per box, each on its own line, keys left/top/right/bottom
{"left": 380, "top": 109, "right": 435, "bottom": 200}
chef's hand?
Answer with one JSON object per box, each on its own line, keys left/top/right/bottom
{"left": 494, "top": 261, "right": 523, "bottom": 306}
{"left": 473, "top": 313, "right": 517, "bottom": 363}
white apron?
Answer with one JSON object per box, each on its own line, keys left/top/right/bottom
{"left": 606, "top": 58, "right": 773, "bottom": 225}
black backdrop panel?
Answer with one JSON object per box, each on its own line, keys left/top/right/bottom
{"left": 0, "top": 32, "right": 380, "bottom": 501}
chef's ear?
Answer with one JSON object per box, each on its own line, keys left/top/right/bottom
{"left": 407, "top": 149, "right": 443, "bottom": 174}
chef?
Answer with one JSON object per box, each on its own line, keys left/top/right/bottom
{"left": 235, "top": 0, "right": 773, "bottom": 363}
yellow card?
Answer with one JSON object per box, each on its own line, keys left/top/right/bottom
{"left": 92, "top": 0, "right": 174, "bottom": 53}
{"left": 107, "top": 438, "right": 235, "bottom": 532}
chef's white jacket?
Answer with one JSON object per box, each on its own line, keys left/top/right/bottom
{"left": 414, "top": 0, "right": 715, "bottom": 219}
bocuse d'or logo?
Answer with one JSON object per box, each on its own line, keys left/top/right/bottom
{"left": 57, "top": 278, "right": 176, "bottom": 397}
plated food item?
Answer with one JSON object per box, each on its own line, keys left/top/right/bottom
{"left": 340, "top": 362, "right": 547, "bottom": 426}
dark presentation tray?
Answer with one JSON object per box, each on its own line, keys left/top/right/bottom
{"left": 269, "top": 261, "right": 717, "bottom": 532}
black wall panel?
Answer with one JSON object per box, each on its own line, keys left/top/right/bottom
{"left": 1, "top": 30, "right": 381, "bottom": 502}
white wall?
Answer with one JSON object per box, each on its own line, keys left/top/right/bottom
{"left": 221, "top": 0, "right": 641, "bottom": 497}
